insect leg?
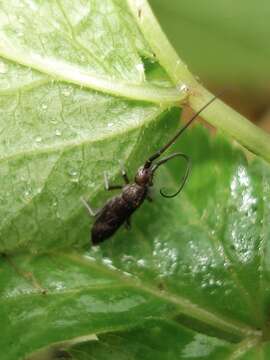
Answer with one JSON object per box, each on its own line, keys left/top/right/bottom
{"left": 81, "top": 197, "right": 99, "bottom": 217}
{"left": 121, "top": 167, "right": 129, "bottom": 184}
{"left": 118, "top": 160, "right": 130, "bottom": 184}
{"left": 104, "top": 172, "right": 122, "bottom": 191}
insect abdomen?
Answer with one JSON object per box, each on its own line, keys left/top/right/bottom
{"left": 91, "top": 196, "right": 133, "bottom": 244}
{"left": 91, "top": 184, "right": 147, "bottom": 245}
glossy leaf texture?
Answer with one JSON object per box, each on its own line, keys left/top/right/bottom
{"left": 0, "top": 0, "right": 182, "bottom": 253}
{"left": 1, "top": 1, "right": 270, "bottom": 360}
{"left": 2, "top": 128, "right": 270, "bottom": 359}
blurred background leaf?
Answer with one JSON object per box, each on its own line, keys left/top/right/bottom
{"left": 149, "top": 0, "right": 270, "bottom": 130}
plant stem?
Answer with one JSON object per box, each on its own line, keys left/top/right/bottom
{"left": 128, "top": 0, "right": 270, "bottom": 163}
{"left": 190, "top": 85, "right": 270, "bottom": 163}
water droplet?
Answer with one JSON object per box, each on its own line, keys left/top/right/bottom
{"left": 69, "top": 169, "right": 78, "bottom": 177}
{"left": 62, "top": 89, "right": 71, "bottom": 97}
{"left": 107, "top": 122, "right": 113, "bottom": 128}
{"left": 176, "top": 83, "right": 189, "bottom": 93}
{"left": 55, "top": 129, "right": 62, "bottom": 136}
{"left": 122, "top": 255, "right": 134, "bottom": 263}
{"left": 137, "top": 259, "right": 146, "bottom": 268}
{"left": 102, "top": 257, "right": 116, "bottom": 270}
{"left": 201, "top": 282, "right": 208, "bottom": 289}
{"left": 122, "top": 271, "right": 132, "bottom": 277}
{"left": 41, "top": 103, "right": 47, "bottom": 110}
{"left": 69, "top": 169, "right": 79, "bottom": 183}
{"left": 35, "top": 136, "right": 42, "bottom": 143}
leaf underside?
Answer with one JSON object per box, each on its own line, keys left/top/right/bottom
{"left": 0, "top": 1, "right": 270, "bottom": 360}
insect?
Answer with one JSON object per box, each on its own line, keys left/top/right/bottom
{"left": 82, "top": 94, "right": 219, "bottom": 245}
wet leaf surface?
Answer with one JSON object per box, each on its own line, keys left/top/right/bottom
{"left": 2, "top": 129, "right": 270, "bottom": 359}
{"left": 0, "top": 1, "right": 270, "bottom": 360}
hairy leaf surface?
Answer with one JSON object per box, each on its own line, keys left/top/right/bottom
{"left": 2, "top": 129, "right": 270, "bottom": 359}
{"left": 0, "top": 1, "right": 269, "bottom": 360}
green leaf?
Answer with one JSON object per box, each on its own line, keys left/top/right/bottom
{"left": 1, "top": 1, "right": 270, "bottom": 360}
{"left": 0, "top": 0, "right": 187, "bottom": 253}
{"left": 2, "top": 128, "right": 270, "bottom": 359}
{"left": 70, "top": 319, "right": 233, "bottom": 360}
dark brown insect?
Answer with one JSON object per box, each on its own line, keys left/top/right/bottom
{"left": 82, "top": 95, "right": 219, "bottom": 245}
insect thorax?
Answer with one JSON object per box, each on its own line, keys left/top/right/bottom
{"left": 122, "top": 183, "right": 147, "bottom": 208}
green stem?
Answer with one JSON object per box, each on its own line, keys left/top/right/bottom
{"left": 128, "top": 0, "right": 270, "bottom": 163}
{"left": 190, "top": 85, "right": 270, "bottom": 162}
{"left": 127, "top": 0, "right": 195, "bottom": 86}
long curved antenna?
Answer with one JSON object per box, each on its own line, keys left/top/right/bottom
{"left": 144, "top": 93, "right": 221, "bottom": 169}
{"left": 152, "top": 152, "right": 191, "bottom": 198}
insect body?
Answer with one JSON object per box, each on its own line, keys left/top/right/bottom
{"left": 82, "top": 95, "right": 219, "bottom": 245}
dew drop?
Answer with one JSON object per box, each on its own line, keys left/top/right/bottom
{"left": 201, "top": 282, "right": 207, "bottom": 289}
{"left": 137, "top": 259, "right": 146, "bottom": 268}
{"left": 69, "top": 169, "right": 79, "bottom": 183}
{"left": 35, "top": 136, "right": 42, "bottom": 143}
{"left": 55, "top": 129, "right": 62, "bottom": 136}
{"left": 69, "top": 169, "right": 78, "bottom": 177}
{"left": 41, "top": 103, "right": 48, "bottom": 110}
{"left": 176, "top": 83, "right": 189, "bottom": 93}
{"left": 102, "top": 257, "right": 116, "bottom": 270}
{"left": 62, "top": 89, "right": 71, "bottom": 97}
